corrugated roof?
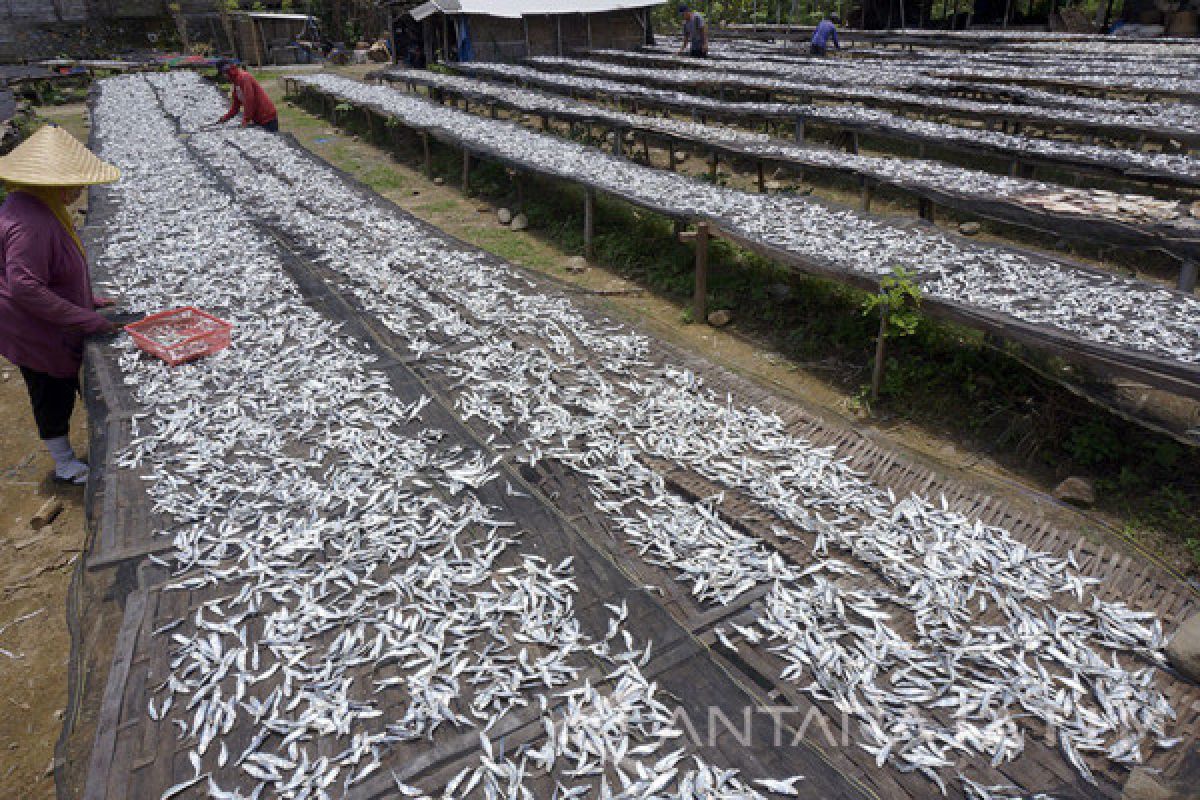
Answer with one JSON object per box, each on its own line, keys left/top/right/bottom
{"left": 410, "top": 0, "right": 659, "bottom": 20}
{"left": 232, "top": 12, "right": 316, "bottom": 21}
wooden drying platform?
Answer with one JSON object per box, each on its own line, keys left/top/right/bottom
{"left": 288, "top": 79, "right": 1200, "bottom": 418}
{"left": 78, "top": 116, "right": 875, "bottom": 800}
{"left": 453, "top": 63, "right": 1200, "bottom": 198}
{"left": 377, "top": 69, "right": 1200, "bottom": 278}
{"left": 537, "top": 58, "right": 1200, "bottom": 154}
{"left": 80, "top": 80, "right": 1200, "bottom": 800}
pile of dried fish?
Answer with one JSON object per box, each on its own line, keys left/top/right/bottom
{"left": 528, "top": 56, "right": 1200, "bottom": 136}
{"left": 138, "top": 70, "right": 1184, "bottom": 798}
{"left": 298, "top": 72, "right": 1200, "bottom": 367}
{"left": 579, "top": 48, "right": 1200, "bottom": 125}
{"left": 92, "top": 72, "right": 789, "bottom": 800}
{"left": 458, "top": 62, "right": 1200, "bottom": 181}
{"left": 385, "top": 67, "right": 1199, "bottom": 230}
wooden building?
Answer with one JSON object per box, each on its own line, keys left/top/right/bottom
{"left": 229, "top": 11, "right": 320, "bottom": 66}
{"left": 390, "top": 0, "right": 660, "bottom": 64}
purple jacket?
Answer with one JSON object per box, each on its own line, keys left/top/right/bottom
{"left": 0, "top": 192, "right": 109, "bottom": 378}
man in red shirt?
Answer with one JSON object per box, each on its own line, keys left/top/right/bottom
{"left": 215, "top": 60, "right": 279, "bottom": 132}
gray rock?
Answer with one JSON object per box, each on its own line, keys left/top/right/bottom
{"left": 673, "top": 150, "right": 688, "bottom": 163}
{"left": 511, "top": 213, "right": 529, "bottom": 231}
{"left": 959, "top": 221, "right": 982, "bottom": 236}
{"left": 707, "top": 309, "right": 733, "bottom": 328}
{"left": 497, "top": 208, "right": 513, "bottom": 225}
{"left": 565, "top": 256, "right": 588, "bottom": 274}
{"left": 433, "top": 177, "right": 444, "bottom": 186}
{"left": 1052, "top": 476, "right": 1095, "bottom": 507}
{"left": 1122, "top": 768, "right": 1200, "bottom": 800}
{"left": 1167, "top": 613, "right": 1200, "bottom": 683}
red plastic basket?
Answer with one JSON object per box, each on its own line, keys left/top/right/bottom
{"left": 125, "top": 307, "right": 232, "bottom": 366}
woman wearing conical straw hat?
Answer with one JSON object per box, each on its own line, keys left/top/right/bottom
{"left": 0, "top": 125, "right": 121, "bottom": 485}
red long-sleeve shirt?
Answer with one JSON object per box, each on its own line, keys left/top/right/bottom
{"left": 218, "top": 67, "right": 277, "bottom": 127}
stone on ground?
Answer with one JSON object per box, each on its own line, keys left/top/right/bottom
{"left": 959, "top": 221, "right": 982, "bottom": 236}
{"left": 1052, "top": 476, "right": 1095, "bottom": 507}
{"left": 497, "top": 208, "right": 513, "bottom": 225}
{"left": 565, "top": 256, "right": 588, "bottom": 274}
{"left": 707, "top": 309, "right": 733, "bottom": 327}
{"left": 511, "top": 213, "right": 529, "bottom": 231}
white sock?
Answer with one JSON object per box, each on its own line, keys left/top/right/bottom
{"left": 45, "top": 435, "right": 75, "bottom": 464}
{"left": 44, "top": 436, "right": 88, "bottom": 482}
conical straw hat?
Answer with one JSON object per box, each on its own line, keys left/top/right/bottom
{"left": 0, "top": 125, "right": 120, "bottom": 187}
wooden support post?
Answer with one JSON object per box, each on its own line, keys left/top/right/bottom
{"left": 613, "top": 128, "right": 623, "bottom": 156}
{"left": 860, "top": 177, "right": 874, "bottom": 211}
{"left": 847, "top": 131, "right": 859, "bottom": 154}
{"left": 917, "top": 142, "right": 926, "bottom": 159}
{"left": 683, "top": 223, "right": 709, "bottom": 323}
{"left": 918, "top": 197, "right": 935, "bottom": 223}
{"left": 542, "top": 114, "right": 550, "bottom": 131}
{"left": 584, "top": 188, "right": 596, "bottom": 261}
{"left": 462, "top": 149, "right": 471, "bottom": 195}
{"left": 757, "top": 161, "right": 766, "bottom": 193}
{"left": 870, "top": 301, "right": 888, "bottom": 406}
{"left": 1008, "top": 157, "right": 1020, "bottom": 177}
{"left": 709, "top": 151, "right": 719, "bottom": 182}
{"left": 490, "top": 103, "right": 498, "bottom": 119}
{"left": 642, "top": 134, "right": 651, "bottom": 164}
{"left": 795, "top": 117, "right": 805, "bottom": 142}
{"left": 422, "top": 133, "right": 433, "bottom": 177}
{"left": 1179, "top": 260, "right": 1198, "bottom": 293}
{"left": 668, "top": 145, "right": 677, "bottom": 171}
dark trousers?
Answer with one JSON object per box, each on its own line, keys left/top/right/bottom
{"left": 19, "top": 367, "right": 78, "bottom": 440}
{"left": 256, "top": 118, "right": 279, "bottom": 133}
{"left": 810, "top": 43, "right": 827, "bottom": 56}
{"left": 689, "top": 43, "right": 707, "bottom": 57}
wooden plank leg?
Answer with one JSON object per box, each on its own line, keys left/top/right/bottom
{"left": 642, "top": 134, "right": 651, "bottom": 164}
{"left": 709, "top": 151, "right": 719, "bottom": 182}
{"left": 795, "top": 117, "right": 805, "bottom": 143}
{"left": 584, "top": 188, "right": 596, "bottom": 262}
{"left": 1009, "top": 157, "right": 1020, "bottom": 177}
{"left": 612, "top": 128, "right": 623, "bottom": 156}
{"left": 757, "top": 161, "right": 766, "bottom": 193}
{"left": 462, "top": 149, "right": 471, "bottom": 196}
{"left": 1179, "top": 260, "right": 1198, "bottom": 293}
{"left": 422, "top": 133, "right": 432, "bottom": 177}
{"left": 860, "top": 177, "right": 874, "bottom": 211}
{"left": 918, "top": 196, "right": 935, "bottom": 223}
{"left": 847, "top": 131, "right": 859, "bottom": 154}
{"left": 694, "top": 223, "right": 710, "bottom": 323}
{"left": 668, "top": 145, "right": 676, "bottom": 171}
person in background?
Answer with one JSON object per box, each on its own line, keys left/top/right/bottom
{"left": 0, "top": 125, "right": 122, "bottom": 485}
{"left": 811, "top": 12, "right": 841, "bottom": 56}
{"left": 214, "top": 59, "right": 279, "bottom": 132}
{"left": 678, "top": 4, "right": 708, "bottom": 57}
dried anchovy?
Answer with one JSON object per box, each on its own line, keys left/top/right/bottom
{"left": 142, "top": 71, "right": 1183, "bottom": 799}
{"left": 298, "top": 72, "right": 1200, "bottom": 366}
{"left": 385, "top": 66, "right": 1198, "bottom": 229}
{"left": 92, "top": 73, "right": 783, "bottom": 800}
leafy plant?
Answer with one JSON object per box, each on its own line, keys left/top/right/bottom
{"left": 862, "top": 267, "right": 922, "bottom": 339}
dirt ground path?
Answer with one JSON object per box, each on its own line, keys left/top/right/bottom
{"left": 0, "top": 102, "right": 109, "bottom": 800}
